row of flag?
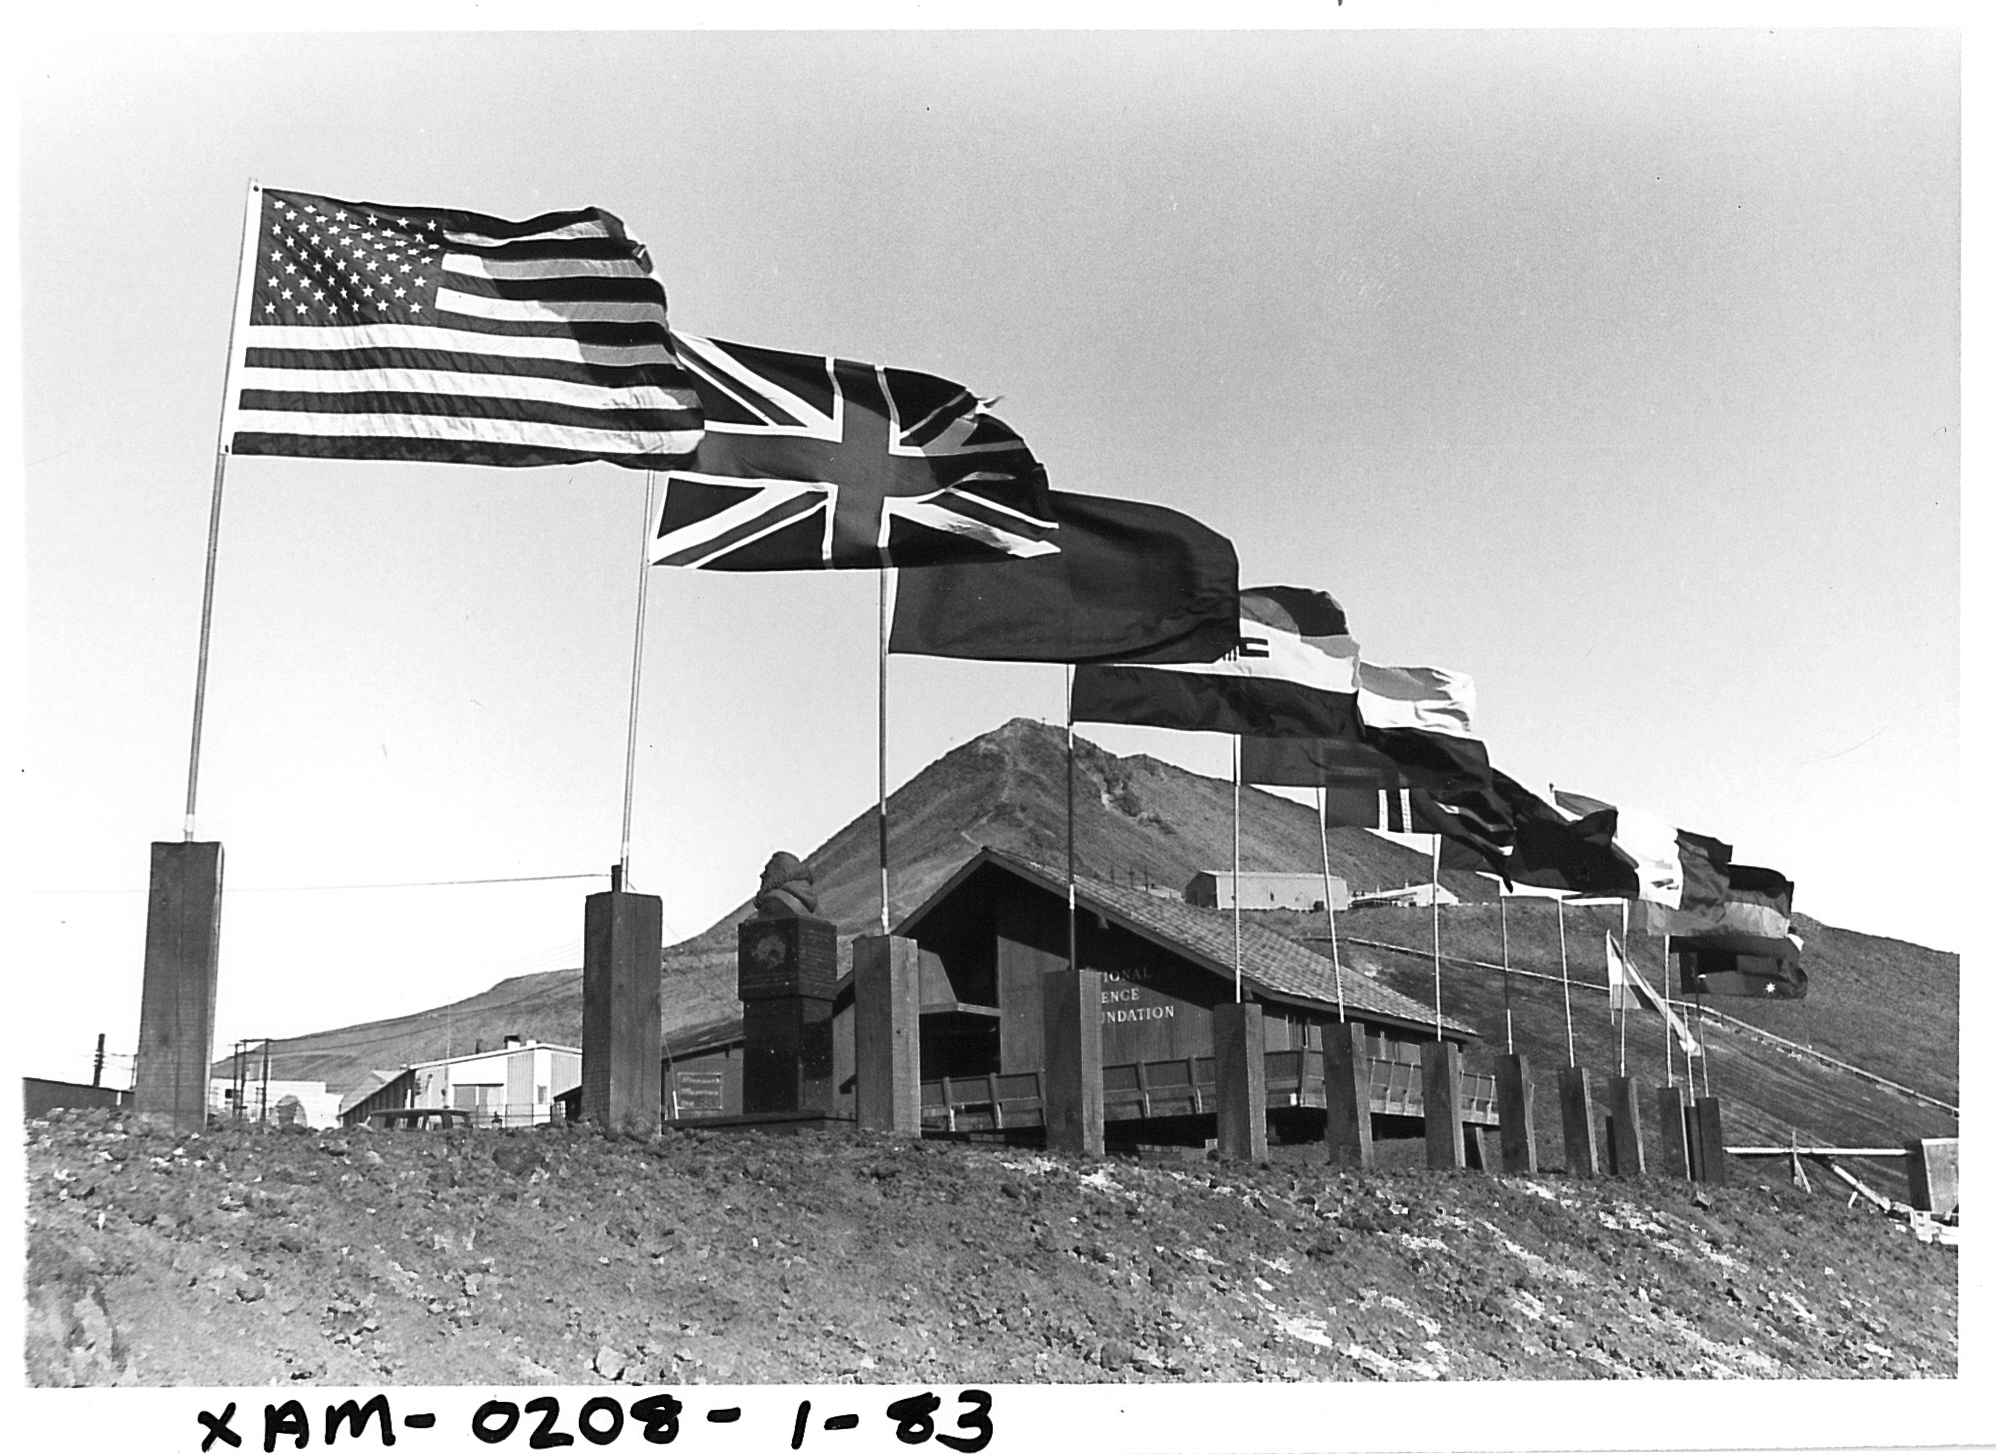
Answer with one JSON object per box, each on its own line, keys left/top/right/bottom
{"left": 220, "top": 187, "right": 1802, "bottom": 999}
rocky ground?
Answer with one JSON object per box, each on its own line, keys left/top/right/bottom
{"left": 25, "top": 1108, "right": 1955, "bottom": 1387}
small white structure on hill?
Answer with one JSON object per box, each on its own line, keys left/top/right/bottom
{"left": 1183, "top": 870, "right": 1350, "bottom": 912}
{"left": 1349, "top": 882, "right": 1461, "bottom": 910}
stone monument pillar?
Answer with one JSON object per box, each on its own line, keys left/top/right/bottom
{"left": 582, "top": 867, "right": 663, "bottom": 1137}
{"left": 736, "top": 853, "right": 837, "bottom": 1117}
{"left": 135, "top": 841, "right": 225, "bottom": 1134}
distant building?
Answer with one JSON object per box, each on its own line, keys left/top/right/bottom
{"left": 22, "top": 1077, "right": 129, "bottom": 1120}
{"left": 1184, "top": 869, "right": 1350, "bottom": 912}
{"left": 404, "top": 1037, "right": 581, "bottom": 1128}
{"left": 208, "top": 1077, "right": 343, "bottom": 1128}
{"left": 1349, "top": 883, "right": 1461, "bottom": 910}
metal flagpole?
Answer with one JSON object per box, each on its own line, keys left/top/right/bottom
{"left": 183, "top": 177, "right": 265, "bottom": 841}
{"left": 1066, "top": 666, "right": 1078, "bottom": 975}
{"left": 1499, "top": 893, "right": 1514, "bottom": 1055}
{"left": 1557, "top": 895, "right": 1575, "bottom": 1067}
{"left": 1660, "top": 931, "right": 1674, "bottom": 1087}
{"left": 1429, "top": 836, "right": 1443, "bottom": 1038}
{"left": 877, "top": 569, "right": 891, "bottom": 934}
{"left": 1617, "top": 901, "right": 1629, "bottom": 1077}
{"left": 617, "top": 473, "right": 657, "bottom": 886}
{"left": 1232, "top": 736, "right": 1242, "bottom": 1003}
{"left": 1317, "top": 787, "right": 1345, "bottom": 1022}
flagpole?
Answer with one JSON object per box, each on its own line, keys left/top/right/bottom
{"left": 1617, "top": 901, "right": 1629, "bottom": 1077}
{"left": 1698, "top": 996, "right": 1713, "bottom": 1098}
{"left": 617, "top": 472, "right": 657, "bottom": 885}
{"left": 1231, "top": 735, "right": 1242, "bottom": 1004}
{"left": 1660, "top": 930, "right": 1675, "bottom": 1088}
{"left": 1557, "top": 895, "right": 1575, "bottom": 1067}
{"left": 1317, "top": 787, "right": 1345, "bottom": 1022}
{"left": 1499, "top": 893, "right": 1514, "bottom": 1055}
{"left": 877, "top": 568, "right": 891, "bottom": 935}
{"left": 183, "top": 177, "right": 264, "bottom": 841}
{"left": 1066, "top": 665, "right": 1078, "bottom": 976}
{"left": 1429, "top": 835, "right": 1443, "bottom": 1040}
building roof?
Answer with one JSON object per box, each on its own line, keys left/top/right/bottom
{"left": 407, "top": 1040, "right": 579, "bottom": 1073}
{"left": 898, "top": 847, "right": 1476, "bottom": 1039}
{"left": 1188, "top": 869, "right": 1344, "bottom": 882}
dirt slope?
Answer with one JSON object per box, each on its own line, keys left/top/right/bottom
{"left": 27, "top": 1108, "right": 1954, "bottom": 1388}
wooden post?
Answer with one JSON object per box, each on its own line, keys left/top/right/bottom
{"left": 1606, "top": 1075, "right": 1646, "bottom": 1177}
{"left": 1557, "top": 1065, "right": 1600, "bottom": 1178}
{"left": 583, "top": 886, "right": 664, "bottom": 1137}
{"left": 1694, "top": 1097, "right": 1728, "bottom": 1186}
{"left": 1421, "top": 1039, "right": 1466, "bottom": 1170}
{"left": 1041, "top": 967, "right": 1104, "bottom": 1157}
{"left": 1495, "top": 1052, "right": 1538, "bottom": 1174}
{"left": 852, "top": 934, "right": 922, "bottom": 1135}
{"left": 1323, "top": 1020, "right": 1374, "bottom": 1170}
{"left": 1656, "top": 1084, "right": 1692, "bottom": 1180}
{"left": 1905, "top": 1138, "right": 1960, "bottom": 1216}
{"left": 135, "top": 841, "right": 226, "bottom": 1134}
{"left": 1212, "top": 1001, "right": 1268, "bottom": 1163}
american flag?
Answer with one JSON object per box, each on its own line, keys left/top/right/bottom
{"left": 227, "top": 187, "right": 701, "bottom": 469}
{"left": 651, "top": 334, "right": 1058, "bottom": 570}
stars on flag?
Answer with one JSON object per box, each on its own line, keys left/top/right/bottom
{"left": 252, "top": 196, "right": 449, "bottom": 327}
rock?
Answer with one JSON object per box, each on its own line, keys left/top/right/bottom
{"left": 493, "top": 1142, "right": 546, "bottom": 1178}
{"left": 235, "top": 1279, "right": 266, "bottom": 1303}
{"left": 1099, "top": 1338, "right": 1134, "bottom": 1370}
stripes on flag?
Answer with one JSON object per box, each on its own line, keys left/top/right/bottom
{"left": 228, "top": 188, "right": 701, "bottom": 469}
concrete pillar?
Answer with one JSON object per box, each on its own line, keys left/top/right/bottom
{"left": 1421, "top": 1040, "right": 1466, "bottom": 1170}
{"left": 1323, "top": 1020, "right": 1375, "bottom": 1170}
{"left": 736, "top": 915, "right": 838, "bottom": 1117}
{"left": 1694, "top": 1097, "right": 1727, "bottom": 1186}
{"left": 583, "top": 889, "right": 664, "bottom": 1136}
{"left": 135, "top": 841, "right": 225, "bottom": 1134}
{"left": 1041, "top": 967, "right": 1104, "bottom": 1157}
{"left": 1905, "top": 1138, "right": 1960, "bottom": 1216}
{"left": 852, "top": 934, "right": 921, "bottom": 1135}
{"left": 1213, "top": 1002, "right": 1268, "bottom": 1163}
{"left": 1656, "top": 1085, "right": 1692, "bottom": 1180}
{"left": 1557, "top": 1065, "right": 1600, "bottom": 1178}
{"left": 1606, "top": 1076, "right": 1646, "bottom": 1177}
{"left": 1495, "top": 1052, "right": 1538, "bottom": 1174}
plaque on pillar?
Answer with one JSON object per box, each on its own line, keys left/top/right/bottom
{"left": 736, "top": 853, "right": 838, "bottom": 1117}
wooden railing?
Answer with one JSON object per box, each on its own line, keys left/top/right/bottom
{"left": 919, "top": 1043, "right": 1498, "bottom": 1134}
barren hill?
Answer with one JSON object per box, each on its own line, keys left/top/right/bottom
{"left": 235, "top": 719, "right": 1960, "bottom": 1167}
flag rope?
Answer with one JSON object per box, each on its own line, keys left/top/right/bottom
{"left": 1316, "top": 787, "right": 1345, "bottom": 1023}
{"left": 182, "top": 177, "right": 264, "bottom": 841}
{"left": 1557, "top": 895, "right": 1575, "bottom": 1067}
{"left": 617, "top": 472, "right": 657, "bottom": 885}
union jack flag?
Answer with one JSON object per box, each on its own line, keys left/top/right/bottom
{"left": 651, "top": 334, "right": 1059, "bottom": 570}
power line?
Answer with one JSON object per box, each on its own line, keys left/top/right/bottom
{"left": 32, "top": 871, "right": 611, "bottom": 896}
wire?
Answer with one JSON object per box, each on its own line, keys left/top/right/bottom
{"left": 33, "top": 872, "right": 610, "bottom": 895}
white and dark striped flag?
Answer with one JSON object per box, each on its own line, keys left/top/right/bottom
{"left": 226, "top": 187, "right": 701, "bottom": 469}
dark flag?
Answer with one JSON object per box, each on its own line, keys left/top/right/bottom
{"left": 230, "top": 187, "right": 701, "bottom": 468}
{"left": 651, "top": 334, "right": 1057, "bottom": 570}
{"left": 887, "top": 490, "right": 1239, "bottom": 664}
{"left": 1676, "top": 939, "right": 1808, "bottom": 999}
{"left": 1070, "top": 587, "right": 1362, "bottom": 739}
{"left": 1639, "top": 863, "right": 1795, "bottom": 939}
{"left": 1550, "top": 790, "right": 1732, "bottom": 914}
{"left": 1242, "top": 658, "right": 1488, "bottom": 794}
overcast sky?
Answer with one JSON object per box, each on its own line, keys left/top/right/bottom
{"left": 13, "top": 23, "right": 1961, "bottom": 1084}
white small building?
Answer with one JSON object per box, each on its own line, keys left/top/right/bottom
{"left": 208, "top": 1077, "right": 343, "bottom": 1129}
{"left": 1183, "top": 870, "right": 1350, "bottom": 912}
{"left": 1349, "top": 882, "right": 1461, "bottom": 910}
{"left": 409, "top": 1037, "right": 581, "bottom": 1128}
